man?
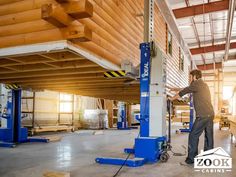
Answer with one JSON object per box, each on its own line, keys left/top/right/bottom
{"left": 168, "top": 69, "right": 214, "bottom": 165}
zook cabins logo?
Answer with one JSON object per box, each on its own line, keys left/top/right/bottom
{"left": 194, "top": 147, "right": 232, "bottom": 173}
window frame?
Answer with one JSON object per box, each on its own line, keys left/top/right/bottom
{"left": 167, "top": 30, "right": 173, "bottom": 56}
{"left": 179, "top": 47, "right": 184, "bottom": 71}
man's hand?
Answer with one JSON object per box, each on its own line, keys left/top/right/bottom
{"left": 168, "top": 93, "right": 180, "bottom": 102}
{"left": 166, "top": 86, "right": 183, "bottom": 92}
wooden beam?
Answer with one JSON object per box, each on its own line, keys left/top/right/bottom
{"left": 16, "top": 79, "right": 129, "bottom": 86}
{"left": 1, "top": 60, "right": 97, "bottom": 73}
{"left": 190, "top": 42, "right": 236, "bottom": 55}
{"left": 0, "top": 25, "right": 91, "bottom": 48}
{"left": 0, "top": 73, "right": 105, "bottom": 83}
{"left": 62, "top": 0, "right": 93, "bottom": 19}
{"left": 31, "top": 84, "right": 139, "bottom": 90}
{"left": 173, "top": 0, "right": 229, "bottom": 19}
{"left": 25, "top": 83, "right": 133, "bottom": 90}
{"left": 65, "top": 25, "right": 92, "bottom": 42}
{"left": 0, "top": 0, "right": 22, "bottom": 5}
{"left": 44, "top": 89, "right": 140, "bottom": 95}
{"left": 0, "top": 56, "right": 84, "bottom": 67}
{"left": 41, "top": 4, "right": 75, "bottom": 27}
{"left": 0, "top": 0, "right": 56, "bottom": 16}
{"left": 0, "top": 58, "right": 20, "bottom": 66}
{"left": 197, "top": 63, "right": 222, "bottom": 70}
{"left": 40, "top": 51, "right": 83, "bottom": 61}
{"left": 0, "top": 67, "right": 105, "bottom": 79}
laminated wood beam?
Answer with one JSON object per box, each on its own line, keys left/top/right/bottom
{"left": 62, "top": 0, "right": 93, "bottom": 19}
{"left": 65, "top": 25, "right": 92, "bottom": 42}
{"left": 42, "top": 4, "right": 76, "bottom": 27}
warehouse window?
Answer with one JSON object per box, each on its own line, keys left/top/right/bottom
{"left": 167, "top": 30, "right": 172, "bottom": 56}
{"left": 179, "top": 47, "right": 184, "bottom": 71}
{"left": 59, "top": 93, "right": 73, "bottom": 113}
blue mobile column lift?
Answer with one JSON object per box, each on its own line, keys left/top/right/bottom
{"left": 0, "top": 89, "right": 49, "bottom": 148}
{"left": 117, "top": 102, "right": 130, "bottom": 130}
{"left": 95, "top": 0, "right": 171, "bottom": 167}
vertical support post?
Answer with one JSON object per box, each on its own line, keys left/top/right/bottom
{"left": 13, "top": 89, "right": 22, "bottom": 142}
{"left": 217, "top": 69, "right": 220, "bottom": 111}
{"left": 72, "top": 94, "right": 75, "bottom": 128}
{"left": 144, "top": 0, "right": 155, "bottom": 42}
{"left": 140, "top": 43, "right": 151, "bottom": 137}
{"left": 58, "top": 92, "right": 61, "bottom": 125}
{"left": 139, "top": 0, "right": 155, "bottom": 137}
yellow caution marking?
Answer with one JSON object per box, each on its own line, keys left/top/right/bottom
{"left": 4, "top": 84, "right": 21, "bottom": 90}
{"left": 104, "top": 70, "right": 126, "bottom": 78}
{"left": 104, "top": 72, "right": 113, "bottom": 78}
{"left": 111, "top": 71, "right": 119, "bottom": 77}
{"left": 118, "top": 70, "right": 126, "bottom": 76}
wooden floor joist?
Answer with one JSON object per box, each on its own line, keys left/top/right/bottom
{"left": 0, "top": 49, "right": 139, "bottom": 102}
{"left": 0, "top": 1, "right": 146, "bottom": 103}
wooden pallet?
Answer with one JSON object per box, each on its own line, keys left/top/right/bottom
{"left": 30, "top": 125, "right": 73, "bottom": 134}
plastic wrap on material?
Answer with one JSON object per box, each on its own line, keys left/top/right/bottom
{"left": 82, "top": 109, "right": 108, "bottom": 129}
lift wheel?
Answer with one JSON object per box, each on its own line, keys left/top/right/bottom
{"left": 160, "top": 152, "right": 169, "bottom": 163}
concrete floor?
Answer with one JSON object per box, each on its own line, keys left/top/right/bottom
{"left": 0, "top": 123, "right": 235, "bottom": 177}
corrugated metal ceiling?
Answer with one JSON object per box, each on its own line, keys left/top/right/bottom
{"left": 168, "top": 0, "right": 236, "bottom": 66}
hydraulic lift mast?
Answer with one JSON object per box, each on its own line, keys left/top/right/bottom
{"left": 95, "top": 0, "right": 169, "bottom": 167}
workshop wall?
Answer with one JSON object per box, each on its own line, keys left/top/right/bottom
{"left": 21, "top": 90, "right": 98, "bottom": 129}
{"left": 153, "top": 3, "right": 190, "bottom": 89}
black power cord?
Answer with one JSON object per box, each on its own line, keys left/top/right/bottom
{"left": 112, "top": 97, "right": 186, "bottom": 177}
{"left": 167, "top": 97, "right": 187, "bottom": 157}
{"left": 112, "top": 132, "right": 140, "bottom": 177}
{"left": 112, "top": 152, "right": 132, "bottom": 177}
